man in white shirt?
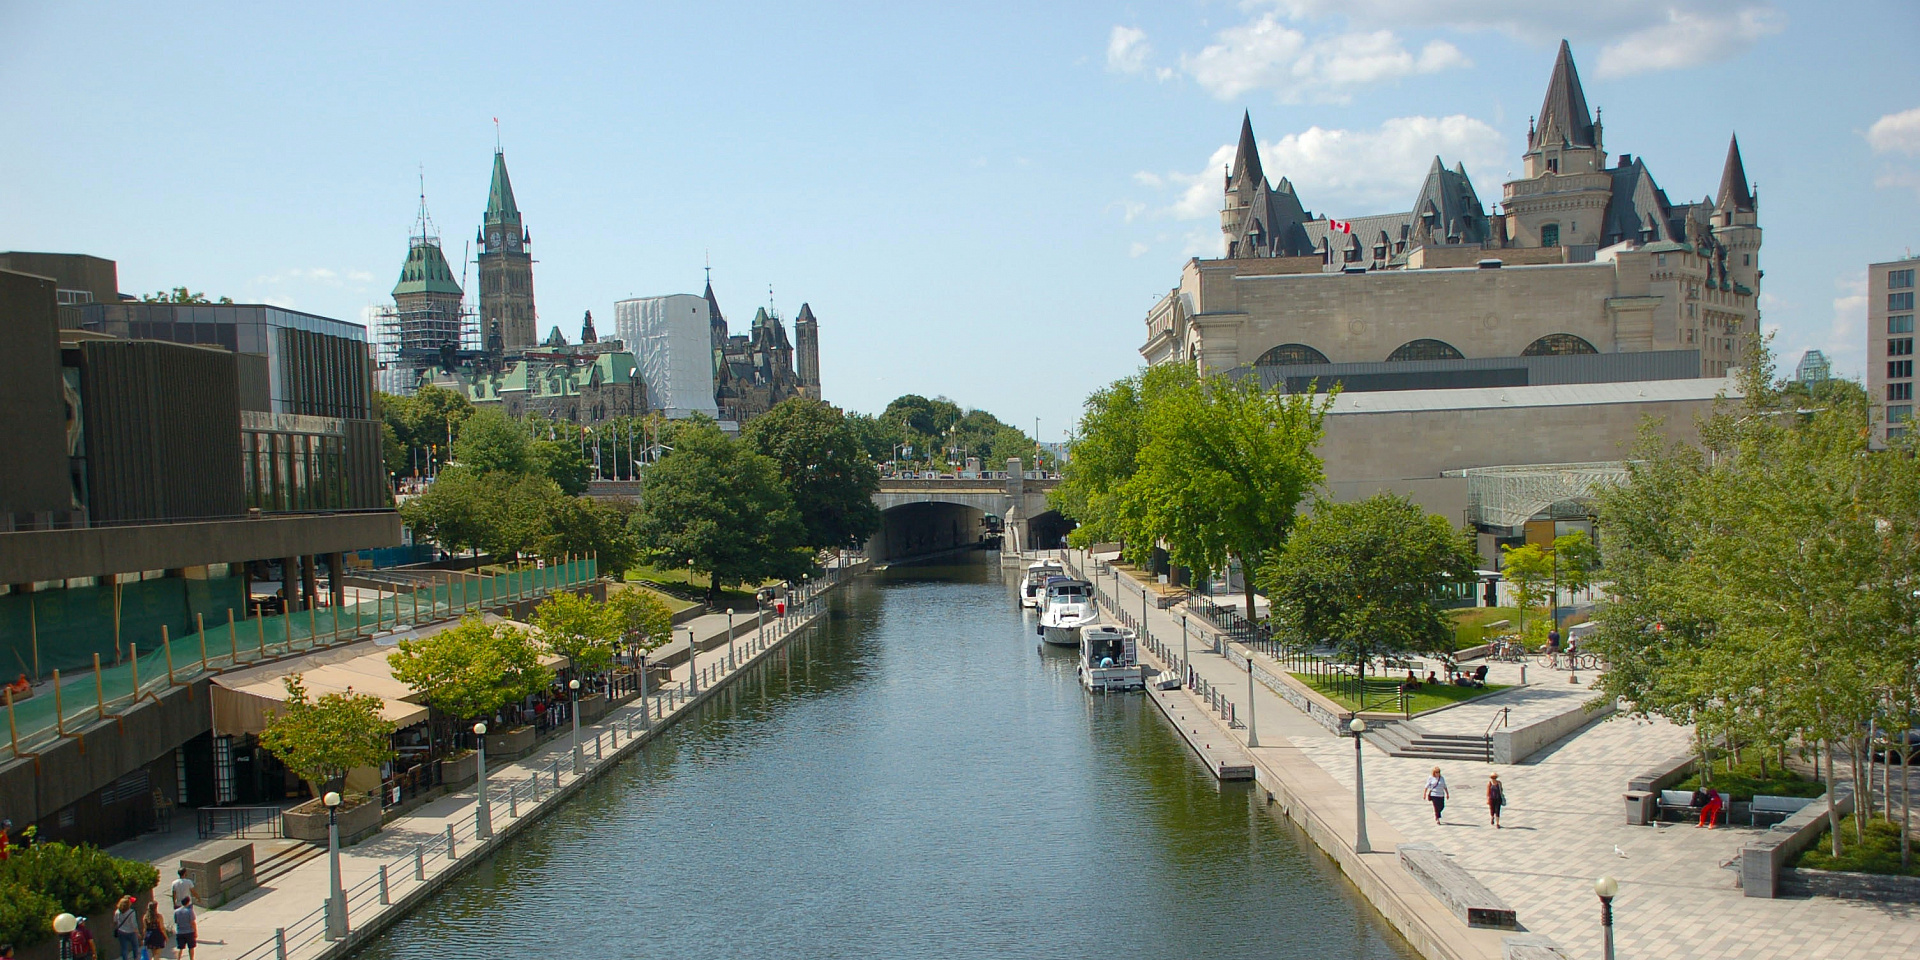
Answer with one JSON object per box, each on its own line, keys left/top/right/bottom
{"left": 169, "top": 868, "right": 195, "bottom": 908}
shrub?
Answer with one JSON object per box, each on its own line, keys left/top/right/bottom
{"left": 0, "top": 842, "right": 160, "bottom": 947}
{"left": 1788, "top": 815, "right": 1920, "bottom": 877}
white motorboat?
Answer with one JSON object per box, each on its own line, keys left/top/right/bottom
{"left": 1078, "top": 624, "right": 1144, "bottom": 692}
{"left": 1037, "top": 577, "right": 1096, "bottom": 646}
{"left": 1019, "top": 558, "right": 1065, "bottom": 609}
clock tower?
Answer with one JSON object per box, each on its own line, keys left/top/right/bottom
{"left": 477, "top": 148, "right": 537, "bottom": 353}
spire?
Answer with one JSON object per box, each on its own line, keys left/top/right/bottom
{"left": 1717, "top": 134, "right": 1755, "bottom": 213}
{"left": 1230, "top": 111, "right": 1264, "bottom": 187}
{"left": 581, "top": 309, "right": 597, "bottom": 344}
{"left": 1532, "top": 40, "right": 1595, "bottom": 150}
{"left": 485, "top": 150, "right": 520, "bottom": 224}
{"left": 795, "top": 303, "right": 815, "bottom": 322}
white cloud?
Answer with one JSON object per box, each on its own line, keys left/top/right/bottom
{"left": 1128, "top": 242, "right": 1151, "bottom": 258}
{"left": 1770, "top": 272, "right": 1867, "bottom": 380}
{"left": 1249, "top": 2, "right": 1781, "bottom": 77}
{"left": 1868, "top": 107, "right": 1920, "bottom": 156}
{"left": 1107, "top": 26, "right": 1152, "bottom": 74}
{"left": 1131, "top": 115, "right": 1507, "bottom": 224}
{"left": 1179, "top": 15, "right": 1469, "bottom": 102}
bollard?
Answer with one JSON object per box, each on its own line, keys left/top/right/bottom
{"left": 446, "top": 823, "right": 457, "bottom": 859}
{"left": 275, "top": 927, "right": 288, "bottom": 960}
{"left": 509, "top": 782, "right": 518, "bottom": 818}
{"left": 378, "top": 864, "right": 390, "bottom": 905}
{"left": 414, "top": 844, "right": 425, "bottom": 880}
{"left": 595, "top": 733, "right": 603, "bottom": 761}
{"left": 129, "top": 643, "right": 141, "bottom": 700}
{"left": 93, "top": 653, "right": 106, "bottom": 720}
{"left": 552, "top": 759, "right": 561, "bottom": 789}
{"left": 197, "top": 612, "right": 208, "bottom": 671}
{"left": 163, "top": 626, "right": 176, "bottom": 686}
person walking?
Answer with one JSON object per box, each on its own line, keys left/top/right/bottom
{"left": 111, "top": 897, "right": 140, "bottom": 960}
{"left": 140, "top": 902, "right": 167, "bottom": 960}
{"left": 68, "top": 917, "right": 96, "bottom": 959}
{"left": 172, "top": 898, "right": 197, "bottom": 960}
{"left": 1487, "top": 773, "right": 1506, "bottom": 828}
{"left": 1423, "top": 767, "right": 1450, "bottom": 823}
{"left": 168, "top": 867, "right": 195, "bottom": 909}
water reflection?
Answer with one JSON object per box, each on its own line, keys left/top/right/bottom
{"left": 355, "top": 559, "right": 1414, "bottom": 960}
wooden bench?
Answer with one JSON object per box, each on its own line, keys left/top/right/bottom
{"left": 1657, "top": 790, "right": 1700, "bottom": 822}
{"left": 1749, "top": 794, "right": 1815, "bottom": 828}
{"left": 1397, "top": 843, "right": 1518, "bottom": 929}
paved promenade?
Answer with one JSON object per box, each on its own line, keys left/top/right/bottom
{"left": 107, "top": 573, "right": 849, "bottom": 960}
{"left": 1069, "top": 550, "right": 1920, "bottom": 960}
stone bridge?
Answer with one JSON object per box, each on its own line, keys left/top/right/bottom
{"left": 588, "top": 458, "right": 1069, "bottom": 562}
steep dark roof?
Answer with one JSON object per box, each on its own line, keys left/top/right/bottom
{"left": 795, "top": 302, "right": 815, "bottom": 322}
{"left": 1230, "top": 111, "right": 1263, "bottom": 189}
{"left": 485, "top": 151, "right": 520, "bottom": 224}
{"left": 703, "top": 279, "right": 725, "bottom": 326}
{"left": 392, "top": 237, "right": 463, "bottom": 298}
{"left": 1603, "top": 160, "right": 1676, "bottom": 245}
{"left": 1717, "top": 134, "right": 1755, "bottom": 213}
{"left": 1532, "top": 40, "right": 1595, "bottom": 149}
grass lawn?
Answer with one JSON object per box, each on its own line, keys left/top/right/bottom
{"left": 623, "top": 565, "right": 774, "bottom": 611}
{"left": 1787, "top": 815, "right": 1920, "bottom": 876}
{"left": 1674, "top": 752, "right": 1826, "bottom": 801}
{"left": 1448, "top": 607, "right": 1527, "bottom": 650}
{"left": 605, "top": 581, "right": 698, "bottom": 614}
{"left": 1290, "top": 673, "right": 1512, "bottom": 715}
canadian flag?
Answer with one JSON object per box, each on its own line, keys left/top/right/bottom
{"left": 1329, "top": 218, "right": 1354, "bottom": 234}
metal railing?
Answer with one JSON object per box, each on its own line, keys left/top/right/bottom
{"left": 4, "top": 557, "right": 599, "bottom": 761}
{"left": 198, "top": 805, "right": 285, "bottom": 840}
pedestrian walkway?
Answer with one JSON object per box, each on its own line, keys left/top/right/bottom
{"left": 109, "top": 566, "right": 852, "bottom": 960}
{"left": 1069, "top": 549, "right": 1920, "bottom": 960}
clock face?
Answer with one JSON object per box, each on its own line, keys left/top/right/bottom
{"left": 489, "top": 231, "right": 502, "bottom": 248}
{"left": 508, "top": 234, "right": 520, "bottom": 250}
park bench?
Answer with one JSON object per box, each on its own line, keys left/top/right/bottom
{"left": 1398, "top": 843, "right": 1519, "bottom": 929}
{"left": 1749, "top": 794, "right": 1815, "bottom": 828}
{"left": 1657, "top": 789, "right": 1700, "bottom": 822}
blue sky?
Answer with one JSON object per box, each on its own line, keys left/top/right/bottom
{"left": 3, "top": 1, "right": 1917, "bottom": 440}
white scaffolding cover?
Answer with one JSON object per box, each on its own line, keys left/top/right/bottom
{"left": 617, "top": 294, "right": 719, "bottom": 419}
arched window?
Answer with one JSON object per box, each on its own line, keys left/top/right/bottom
{"left": 1521, "top": 334, "right": 1599, "bottom": 356}
{"left": 1386, "top": 339, "right": 1465, "bottom": 362}
{"left": 1253, "top": 343, "right": 1330, "bottom": 367}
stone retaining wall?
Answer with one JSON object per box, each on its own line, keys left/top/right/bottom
{"left": 1779, "top": 867, "right": 1920, "bottom": 902}
{"left": 1739, "top": 790, "right": 1853, "bottom": 898}
{"left": 1491, "top": 697, "right": 1617, "bottom": 764}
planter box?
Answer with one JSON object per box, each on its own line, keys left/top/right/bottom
{"left": 578, "top": 692, "right": 610, "bottom": 724}
{"left": 486, "top": 725, "right": 538, "bottom": 763}
{"left": 439, "top": 750, "right": 478, "bottom": 790}
{"left": 284, "top": 795, "right": 382, "bottom": 846}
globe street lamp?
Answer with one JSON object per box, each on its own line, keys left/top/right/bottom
{"left": 324, "top": 790, "right": 347, "bottom": 939}
{"left": 568, "top": 678, "right": 583, "bottom": 775}
{"left": 684, "top": 625, "right": 698, "bottom": 695}
{"left": 54, "top": 912, "right": 76, "bottom": 960}
{"left": 1594, "top": 876, "right": 1619, "bottom": 960}
{"left": 1349, "top": 717, "right": 1372, "bottom": 854}
{"left": 473, "top": 721, "right": 492, "bottom": 840}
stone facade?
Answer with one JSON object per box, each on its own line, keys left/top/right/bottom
{"left": 477, "top": 150, "right": 538, "bottom": 354}
{"left": 424, "top": 350, "right": 645, "bottom": 425}
{"left": 1144, "top": 41, "right": 1761, "bottom": 384}
{"left": 714, "top": 303, "right": 820, "bottom": 422}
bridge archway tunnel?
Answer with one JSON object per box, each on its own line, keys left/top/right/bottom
{"left": 869, "top": 501, "right": 990, "bottom": 562}
{"left": 1024, "top": 510, "right": 1073, "bottom": 551}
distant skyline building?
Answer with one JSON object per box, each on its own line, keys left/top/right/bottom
{"left": 1793, "top": 349, "right": 1831, "bottom": 384}
{"left": 1868, "top": 254, "right": 1918, "bottom": 447}
{"left": 477, "top": 149, "right": 537, "bottom": 353}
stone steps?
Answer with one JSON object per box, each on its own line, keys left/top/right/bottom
{"left": 1363, "top": 720, "right": 1494, "bottom": 763}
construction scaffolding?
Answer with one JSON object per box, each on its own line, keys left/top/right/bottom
{"left": 1450, "top": 461, "right": 1631, "bottom": 531}
{"left": 375, "top": 196, "right": 476, "bottom": 394}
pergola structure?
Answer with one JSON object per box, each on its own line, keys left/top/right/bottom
{"left": 1451, "top": 461, "right": 1632, "bottom": 531}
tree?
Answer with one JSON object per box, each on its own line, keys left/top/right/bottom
{"left": 256, "top": 676, "right": 395, "bottom": 795}
{"left": 140, "top": 287, "right": 231, "bottom": 304}
{"left": 531, "top": 437, "right": 592, "bottom": 495}
{"left": 454, "top": 408, "right": 533, "bottom": 475}
{"left": 1260, "top": 494, "right": 1478, "bottom": 670}
{"left": 743, "top": 397, "right": 882, "bottom": 551}
{"left": 388, "top": 616, "right": 552, "bottom": 745}
{"left": 1134, "top": 369, "right": 1335, "bottom": 614}
{"left": 0, "top": 844, "right": 158, "bottom": 950}
{"left": 629, "top": 420, "right": 810, "bottom": 606}
{"left": 1500, "top": 543, "right": 1554, "bottom": 630}
{"left": 607, "top": 587, "right": 674, "bottom": 652}
{"left": 479, "top": 474, "right": 566, "bottom": 560}
{"left": 531, "top": 592, "right": 623, "bottom": 675}
{"left": 1053, "top": 370, "right": 1154, "bottom": 551}
{"left": 400, "top": 467, "right": 496, "bottom": 555}
{"left": 538, "top": 496, "right": 639, "bottom": 575}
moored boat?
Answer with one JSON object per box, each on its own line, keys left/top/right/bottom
{"left": 1019, "top": 558, "right": 1064, "bottom": 609}
{"left": 1078, "top": 624, "right": 1144, "bottom": 692}
{"left": 1038, "top": 577, "right": 1095, "bottom": 646}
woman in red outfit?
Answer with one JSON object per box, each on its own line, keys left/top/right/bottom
{"left": 1697, "top": 787, "right": 1723, "bottom": 828}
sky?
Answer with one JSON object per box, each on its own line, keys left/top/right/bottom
{"left": 3, "top": 1, "right": 1917, "bottom": 441}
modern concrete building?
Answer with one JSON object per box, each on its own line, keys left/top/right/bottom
{"left": 1867, "top": 255, "right": 1918, "bottom": 446}
{"left": 618, "top": 293, "right": 721, "bottom": 420}
{"left": 1, "top": 266, "right": 402, "bottom": 847}
{"left": 1145, "top": 41, "right": 1761, "bottom": 384}
{"left": 0, "top": 251, "right": 122, "bottom": 310}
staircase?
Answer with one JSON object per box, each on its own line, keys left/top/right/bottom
{"left": 1362, "top": 720, "right": 1494, "bottom": 763}
{"left": 253, "top": 840, "right": 326, "bottom": 885}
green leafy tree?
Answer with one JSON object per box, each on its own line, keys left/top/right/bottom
{"left": 140, "top": 287, "right": 231, "bottom": 304}
{"left": 256, "top": 675, "right": 395, "bottom": 795}
{"left": 400, "top": 466, "right": 496, "bottom": 555}
{"left": 743, "top": 397, "right": 883, "bottom": 550}
{"left": 1500, "top": 543, "right": 1554, "bottom": 630}
{"left": 1134, "top": 370, "right": 1335, "bottom": 615}
{"left": 629, "top": 420, "right": 810, "bottom": 606}
{"left": 531, "top": 437, "right": 592, "bottom": 494}
{"left": 1260, "top": 494, "right": 1478, "bottom": 670}
{"left": 843, "top": 411, "right": 903, "bottom": 462}
{"left": 1053, "top": 369, "right": 1157, "bottom": 550}
{"left": 607, "top": 587, "right": 674, "bottom": 652}
{"left": 479, "top": 474, "right": 567, "bottom": 560}
{"left": 531, "top": 591, "right": 624, "bottom": 675}
{"left": 388, "top": 616, "right": 553, "bottom": 744}
{"left": 538, "top": 496, "right": 638, "bottom": 575}
{"left": 454, "top": 407, "right": 534, "bottom": 475}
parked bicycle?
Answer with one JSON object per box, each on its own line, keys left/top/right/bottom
{"left": 1487, "top": 637, "right": 1528, "bottom": 662}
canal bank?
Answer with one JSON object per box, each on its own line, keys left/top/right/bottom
{"left": 351, "top": 557, "right": 1420, "bottom": 960}
{"left": 1063, "top": 550, "right": 1512, "bottom": 960}
{"left": 165, "top": 559, "right": 861, "bottom": 960}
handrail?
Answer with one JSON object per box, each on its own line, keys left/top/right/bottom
{"left": 1484, "top": 706, "right": 1511, "bottom": 738}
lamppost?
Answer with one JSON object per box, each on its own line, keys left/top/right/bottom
{"left": 1349, "top": 717, "right": 1371, "bottom": 854}
{"left": 54, "top": 912, "right": 76, "bottom": 959}
{"left": 324, "top": 790, "right": 347, "bottom": 939}
{"left": 567, "top": 678, "right": 583, "bottom": 775}
{"left": 638, "top": 651, "right": 651, "bottom": 729}
{"left": 684, "top": 625, "right": 697, "bottom": 695}
{"left": 1246, "top": 660, "right": 1260, "bottom": 747}
{"left": 1594, "top": 876, "right": 1619, "bottom": 960}
{"left": 473, "top": 721, "right": 492, "bottom": 839}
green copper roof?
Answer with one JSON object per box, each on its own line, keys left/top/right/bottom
{"left": 485, "top": 150, "right": 520, "bottom": 224}
{"left": 392, "top": 238, "right": 464, "bottom": 297}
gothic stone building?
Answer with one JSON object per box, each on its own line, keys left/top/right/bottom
{"left": 1144, "top": 41, "right": 1762, "bottom": 383}
{"left": 714, "top": 302, "right": 821, "bottom": 422}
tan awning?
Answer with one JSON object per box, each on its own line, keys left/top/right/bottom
{"left": 211, "top": 642, "right": 428, "bottom": 737}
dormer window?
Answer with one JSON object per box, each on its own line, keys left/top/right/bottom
{"left": 1546, "top": 157, "right": 1559, "bottom": 173}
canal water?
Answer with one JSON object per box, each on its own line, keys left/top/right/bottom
{"left": 355, "top": 560, "right": 1416, "bottom": 960}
